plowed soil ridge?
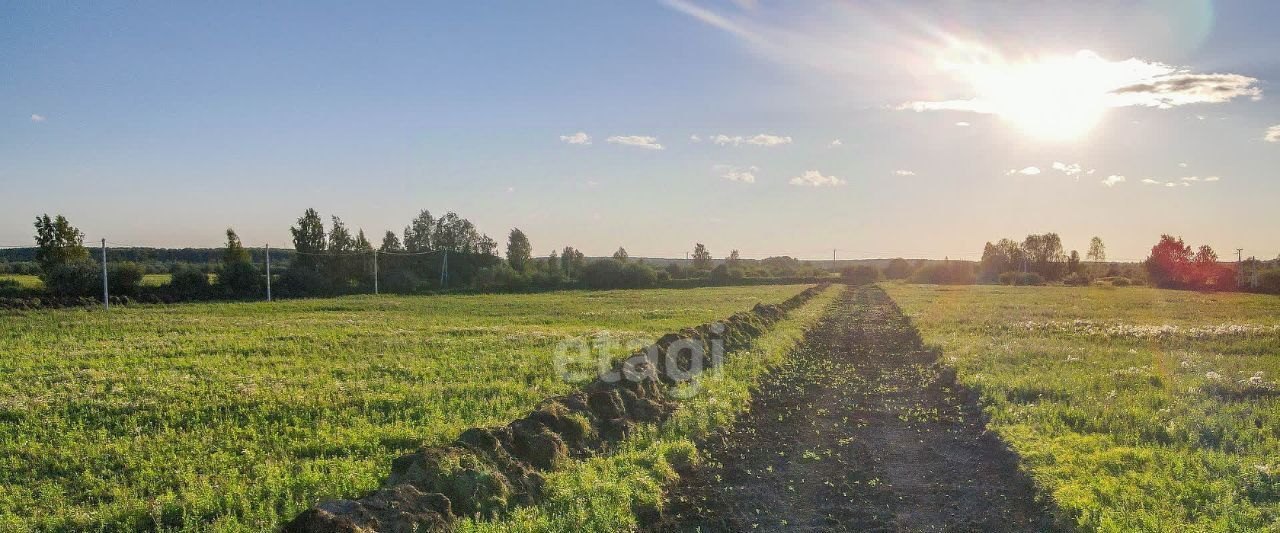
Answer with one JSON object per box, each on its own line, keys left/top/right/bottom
{"left": 653, "top": 285, "right": 1060, "bottom": 532}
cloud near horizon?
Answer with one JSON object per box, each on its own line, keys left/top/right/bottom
{"left": 559, "top": 132, "right": 591, "bottom": 145}
{"left": 606, "top": 135, "right": 664, "bottom": 150}
{"left": 894, "top": 169, "right": 916, "bottom": 176}
{"left": 715, "top": 164, "right": 758, "bottom": 183}
{"left": 1101, "top": 175, "right": 1126, "bottom": 187}
{"left": 1266, "top": 125, "right": 1280, "bottom": 143}
{"left": 789, "top": 170, "right": 845, "bottom": 187}
{"left": 30, "top": 113, "right": 45, "bottom": 122}
{"left": 712, "top": 133, "right": 792, "bottom": 147}
{"left": 1006, "top": 166, "right": 1041, "bottom": 176}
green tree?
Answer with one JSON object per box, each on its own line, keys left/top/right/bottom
{"left": 560, "top": 246, "right": 585, "bottom": 279}
{"left": 727, "top": 249, "right": 741, "bottom": 265}
{"left": 33, "top": 214, "right": 90, "bottom": 273}
{"left": 612, "top": 247, "right": 629, "bottom": 262}
{"left": 403, "top": 210, "right": 435, "bottom": 253}
{"left": 1087, "top": 236, "right": 1106, "bottom": 263}
{"left": 379, "top": 231, "right": 404, "bottom": 252}
{"left": 692, "top": 243, "right": 712, "bottom": 271}
{"left": 290, "top": 208, "right": 326, "bottom": 269}
{"left": 506, "top": 228, "right": 532, "bottom": 272}
{"left": 883, "top": 257, "right": 913, "bottom": 280}
{"left": 217, "top": 228, "right": 260, "bottom": 297}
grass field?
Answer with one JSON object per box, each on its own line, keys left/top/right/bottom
{"left": 0, "top": 274, "right": 43, "bottom": 289}
{"left": 884, "top": 283, "right": 1280, "bottom": 531}
{"left": 0, "top": 285, "right": 810, "bottom": 531}
{"left": 0, "top": 273, "right": 173, "bottom": 289}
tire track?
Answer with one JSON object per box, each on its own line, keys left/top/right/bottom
{"left": 652, "top": 285, "right": 1060, "bottom": 532}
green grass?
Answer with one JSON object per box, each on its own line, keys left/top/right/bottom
{"left": 462, "top": 285, "right": 844, "bottom": 532}
{"left": 0, "top": 273, "right": 173, "bottom": 289}
{"left": 0, "top": 274, "right": 42, "bottom": 289}
{"left": 883, "top": 283, "right": 1280, "bottom": 532}
{"left": 0, "top": 285, "right": 810, "bottom": 531}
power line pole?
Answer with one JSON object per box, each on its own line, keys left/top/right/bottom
{"left": 440, "top": 250, "right": 449, "bottom": 288}
{"left": 1236, "top": 248, "right": 1244, "bottom": 289}
{"left": 265, "top": 243, "right": 272, "bottom": 302}
{"left": 101, "top": 238, "right": 109, "bottom": 311}
{"left": 373, "top": 250, "right": 379, "bottom": 295}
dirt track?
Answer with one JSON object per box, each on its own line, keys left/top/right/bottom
{"left": 652, "top": 286, "right": 1060, "bottom": 532}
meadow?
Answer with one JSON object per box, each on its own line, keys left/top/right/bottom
{"left": 884, "top": 283, "right": 1280, "bottom": 531}
{"left": 0, "top": 273, "right": 174, "bottom": 289}
{"left": 0, "top": 285, "right": 809, "bottom": 531}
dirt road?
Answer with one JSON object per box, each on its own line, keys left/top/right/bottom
{"left": 653, "top": 286, "right": 1059, "bottom": 532}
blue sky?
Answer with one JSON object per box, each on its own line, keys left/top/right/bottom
{"left": 3, "top": 1, "right": 1278, "bottom": 260}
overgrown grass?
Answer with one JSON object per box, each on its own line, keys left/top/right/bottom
{"left": 461, "top": 285, "right": 844, "bottom": 532}
{"left": 0, "top": 273, "right": 171, "bottom": 289}
{"left": 0, "top": 285, "right": 809, "bottom": 531}
{"left": 0, "top": 274, "right": 42, "bottom": 289}
{"left": 883, "top": 283, "right": 1280, "bottom": 532}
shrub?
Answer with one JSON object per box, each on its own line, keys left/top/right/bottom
{"left": 710, "top": 264, "right": 731, "bottom": 284}
{"left": 1061, "top": 272, "right": 1090, "bottom": 286}
{"left": 168, "top": 264, "right": 210, "bottom": 298}
{"left": 380, "top": 269, "right": 420, "bottom": 294}
{"left": 841, "top": 265, "right": 880, "bottom": 285}
{"left": 0, "top": 278, "right": 20, "bottom": 297}
{"left": 42, "top": 260, "right": 101, "bottom": 297}
{"left": 910, "top": 262, "right": 976, "bottom": 285}
{"left": 581, "top": 259, "right": 657, "bottom": 290}
{"left": 279, "top": 267, "right": 332, "bottom": 296}
{"left": 217, "top": 261, "right": 261, "bottom": 298}
{"left": 107, "top": 262, "right": 146, "bottom": 296}
{"left": 1259, "top": 269, "right": 1280, "bottom": 295}
{"left": 998, "top": 271, "right": 1045, "bottom": 286}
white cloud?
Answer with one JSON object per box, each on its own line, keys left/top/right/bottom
{"left": 1204, "top": 176, "right": 1220, "bottom": 181}
{"left": 829, "top": 139, "right": 843, "bottom": 147}
{"left": 1180, "top": 176, "right": 1200, "bottom": 182}
{"left": 789, "top": 170, "right": 845, "bottom": 187}
{"left": 1101, "top": 175, "right": 1126, "bottom": 187}
{"left": 893, "top": 169, "right": 916, "bottom": 176}
{"left": 1141, "top": 178, "right": 1162, "bottom": 185}
{"left": 1051, "top": 162, "right": 1088, "bottom": 178}
{"left": 1178, "top": 162, "right": 1189, "bottom": 168}
{"left": 606, "top": 135, "right": 664, "bottom": 150}
{"left": 715, "top": 164, "right": 758, "bottom": 183}
{"left": 559, "top": 132, "right": 591, "bottom": 145}
{"left": 690, "top": 134, "right": 702, "bottom": 143}
{"left": 30, "top": 114, "right": 45, "bottom": 122}
{"left": 1006, "top": 166, "right": 1041, "bottom": 176}
{"left": 955, "top": 121, "right": 971, "bottom": 127}
{"left": 712, "top": 133, "right": 793, "bottom": 147}
{"left": 505, "top": 186, "right": 515, "bottom": 193}
{"left": 1266, "top": 125, "right": 1280, "bottom": 143}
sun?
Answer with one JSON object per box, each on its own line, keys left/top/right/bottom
{"left": 934, "top": 47, "right": 1123, "bottom": 142}
{"left": 976, "top": 54, "right": 1109, "bottom": 141}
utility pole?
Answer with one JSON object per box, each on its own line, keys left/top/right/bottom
{"left": 440, "top": 250, "right": 449, "bottom": 288}
{"left": 101, "top": 239, "right": 109, "bottom": 310}
{"left": 1236, "top": 248, "right": 1244, "bottom": 288}
{"left": 265, "top": 243, "right": 272, "bottom": 302}
{"left": 832, "top": 249, "right": 837, "bottom": 262}
{"left": 373, "top": 250, "right": 379, "bottom": 295}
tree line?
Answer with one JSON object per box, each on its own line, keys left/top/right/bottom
{"left": 3, "top": 211, "right": 835, "bottom": 302}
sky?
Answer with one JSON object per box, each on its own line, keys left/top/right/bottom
{"left": 2, "top": 0, "right": 1278, "bottom": 261}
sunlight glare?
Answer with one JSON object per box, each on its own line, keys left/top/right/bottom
{"left": 937, "top": 47, "right": 1132, "bottom": 142}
